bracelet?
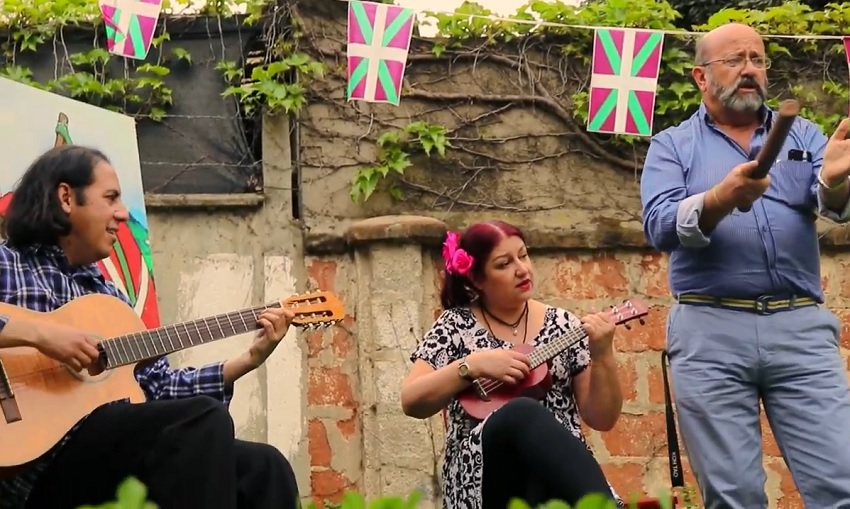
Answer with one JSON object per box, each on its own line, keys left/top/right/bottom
{"left": 817, "top": 171, "right": 849, "bottom": 191}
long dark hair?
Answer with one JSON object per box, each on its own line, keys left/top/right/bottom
{"left": 439, "top": 220, "right": 526, "bottom": 310}
{"left": 2, "top": 145, "right": 109, "bottom": 248}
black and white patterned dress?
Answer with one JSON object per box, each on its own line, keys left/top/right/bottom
{"left": 409, "top": 305, "right": 622, "bottom": 509}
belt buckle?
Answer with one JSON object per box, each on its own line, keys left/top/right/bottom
{"left": 754, "top": 295, "right": 773, "bottom": 315}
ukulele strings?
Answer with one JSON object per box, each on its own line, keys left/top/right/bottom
{"left": 473, "top": 326, "right": 588, "bottom": 395}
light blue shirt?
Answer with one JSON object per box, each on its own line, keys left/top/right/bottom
{"left": 640, "top": 103, "right": 850, "bottom": 301}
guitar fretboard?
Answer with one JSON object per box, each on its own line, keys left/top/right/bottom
{"left": 526, "top": 326, "right": 586, "bottom": 368}
{"left": 101, "top": 303, "right": 281, "bottom": 368}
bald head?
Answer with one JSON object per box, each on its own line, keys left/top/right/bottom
{"left": 696, "top": 23, "right": 763, "bottom": 65}
{"left": 691, "top": 22, "right": 768, "bottom": 120}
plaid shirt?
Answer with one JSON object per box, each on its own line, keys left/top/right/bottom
{"left": 0, "top": 242, "right": 233, "bottom": 509}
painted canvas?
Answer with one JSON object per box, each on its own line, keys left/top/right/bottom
{"left": 0, "top": 77, "right": 161, "bottom": 328}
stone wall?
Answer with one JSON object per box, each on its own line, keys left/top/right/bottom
{"left": 276, "top": 1, "right": 850, "bottom": 506}
{"left": 131, "top": 1, "right": 850, "bottom": 507}
{"left": 292, "top": 215, "right": 850, "bottom": 509}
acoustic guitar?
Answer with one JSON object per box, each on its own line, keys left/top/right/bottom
{"left": 0, "top": 290, "right": 344, "bottom": 473}
{"left": 458, "top": 298, "right": 649, "bottom": 420}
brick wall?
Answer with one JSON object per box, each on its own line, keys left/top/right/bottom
{"left": 301, "top": 246, "right": 848, "bottom": 508}
{"left": 304, "top": 257, "right": 361, "bottom": 503}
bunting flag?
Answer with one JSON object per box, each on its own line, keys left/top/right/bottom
{"left": 98, "top": 0, "right": 163, "bottom": 60}
{"left": 347, "top": 0, "right": 415, "bottom": 105}
{"left": 588, "top": 28, "right": 664, "bottom": 137}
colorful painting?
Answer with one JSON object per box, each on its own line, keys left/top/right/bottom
{"left": 98, "top": 0, "right": 164, "bottom": 60}
{"left": 0, "top": 77, "right": 161, "bottom": 328}
{"left": 346, "top": 0, "right": 415, "bottom": 105}
{"left": 588, "top": 28, "right": 664, "bottom": 137}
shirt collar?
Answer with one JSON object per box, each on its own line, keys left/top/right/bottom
{"left": 699, "top": 101, "right": 773, "bottom": 130}
{"left": 21, "top": 243, "right": 106, "bottom": 280}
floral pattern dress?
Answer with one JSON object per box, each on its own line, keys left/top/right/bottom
{"left": 410, "top": 306, "right": 622, "bottom": 509}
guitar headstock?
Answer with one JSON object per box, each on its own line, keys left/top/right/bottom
{"left": 282, "top": 291, "right": 345, "bottom": 330}
{"left": 605, "top": 298, "right": 650, "bottom": 329}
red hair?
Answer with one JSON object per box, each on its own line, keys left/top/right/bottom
{"left": 439, "top": 220, "right": 526, "bottom": 310}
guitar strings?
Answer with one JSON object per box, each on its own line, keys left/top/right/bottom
{"left": 100, "top": 306, "right": 336, "bottom": 366}
{"left": 472, "top": 326, "right": 588, "bottom": 395}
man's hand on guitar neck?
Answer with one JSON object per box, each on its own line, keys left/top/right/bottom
{"left": 1, "top": 317, "right": 103, "bottom": 374}
{"left": 222, "top": 306, "right": 296, "bottom": 384}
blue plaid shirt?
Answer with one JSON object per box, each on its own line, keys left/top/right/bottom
{"left": 0, "top": 242, "right": 233, "bottom": 509}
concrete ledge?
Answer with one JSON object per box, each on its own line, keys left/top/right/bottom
{"left": 305, "top": 215, "right": 448, "bottom": 254}
{"left": 304, "top": 216, "right": 850, "bottom": 254}
{"left": 145, "top": 193, "right": 264, "bottom": 209}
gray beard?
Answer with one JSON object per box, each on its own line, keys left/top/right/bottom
{"left": 707, "top": 73, "right": 767, "bottom": 114}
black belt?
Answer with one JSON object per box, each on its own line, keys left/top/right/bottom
{"left": 676, "top": 294, "right": 816, "bottom": 315}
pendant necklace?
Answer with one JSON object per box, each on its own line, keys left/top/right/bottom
{"left": 481, "top": 301, "right": 528, "bottom": 336}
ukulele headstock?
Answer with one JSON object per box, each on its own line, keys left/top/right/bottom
{"left": 282, "top": 291, "right": 345, "bottom": 330}
{"left": 606, "top": 298, "right": 650, "bottom": 329}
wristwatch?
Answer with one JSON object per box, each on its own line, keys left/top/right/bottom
{"left": 458, "top": 359, "right": 474, "bottom": 381}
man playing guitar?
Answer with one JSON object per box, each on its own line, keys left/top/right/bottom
{"left": 0, "top": 145, "right": 300, "bottom": 509}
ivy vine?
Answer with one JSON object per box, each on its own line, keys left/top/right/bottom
{"left": 5, "top": 0, "right": 850, "bottom": 206}
{"left": 0, "top": 0, "right": 325, "bottom": 122}
{"left": 341, "top": 0, "right": 850, "bottom": 203}
{"left": 351, "top": 121, "right": 450, "bottom": 202}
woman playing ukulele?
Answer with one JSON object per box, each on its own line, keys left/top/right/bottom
{"left": 401, "top": 220, "right": 625, "bottom": 508}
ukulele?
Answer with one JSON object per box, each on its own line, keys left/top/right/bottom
{"left": 458, "top": 298, "right": 649, "bottom": 420}
{"left": 0, "top": 290, "right": 343, "bottom": 472}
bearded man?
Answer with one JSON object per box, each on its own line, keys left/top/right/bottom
{"left": 640, "top": 22, "right": 850, "bottom": 508}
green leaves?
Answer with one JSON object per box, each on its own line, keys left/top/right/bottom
{"left": 351, "top": 121, "right": 450, "bottom": 204}
{"left": 72, "top": 477, "right": 694, "bottom": 509}
{"left": 76, "top": 477, "right": 158, "bottom": 509}
{"left": 306, "top": 490, "right": 424, "bottom": 509}
{"left": 220, "top": 52, "right": 325, "bottom": 117}
{"left": 0, "top": 0, "right": 189, "bottom": 122}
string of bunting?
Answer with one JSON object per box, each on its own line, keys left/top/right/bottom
{"left": 89, "top": 0, "right": 850, "bottom": 137}
{"left": 342, "top": 0, "right": 850, "bottom": 137}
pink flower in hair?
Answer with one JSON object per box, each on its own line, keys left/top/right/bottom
{"left": 442, "top": 231, "right": 460, "bottom": 270}
{"left": 442, "top": 231, "right": 474, "bottom": 276}
{"left": 450, "top": 249, "right": 474, "bottom": 275}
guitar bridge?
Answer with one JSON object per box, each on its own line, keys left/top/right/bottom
{"left": 473, "top": 380, "right": 490, "bottom": 401}
{"left": 0, "top": 359, "right": 21, "bottom": 424}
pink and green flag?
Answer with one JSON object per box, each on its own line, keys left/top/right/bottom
{"left": 588, "top": 28, "right": 664, "bottom": 137}
{"left": 347, "top": 0, "right": 415, "bottom": 106}
{"left": 98, "top": 0, "right": 163, "bottom": 60}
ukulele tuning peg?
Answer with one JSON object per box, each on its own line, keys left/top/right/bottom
{"left": 639, "top": 318, "right": 646, "bottom": 325}
{"left": 623, "top": 323, "right": 632, "bottom": 330}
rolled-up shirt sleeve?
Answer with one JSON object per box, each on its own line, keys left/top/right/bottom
{"left": 641, "top": 131, "right": 710, "bottom": 251}
{"left": 817, "top": 185, "right": 850, "bottom": 223}
{"left": 808, "top": 126, "right": 850, "bottom": 223}
{"left": 675, "top": 193, "right": 712, "bottom": 248}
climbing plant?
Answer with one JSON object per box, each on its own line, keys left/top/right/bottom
{"left": 330, "top": 0, "right": 850, "bottom": 203}
{"left": 0, "top": 0, "right": 326, "bottom": 121}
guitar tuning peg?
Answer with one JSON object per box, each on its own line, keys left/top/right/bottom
{"left": 639, "top": 318, "right": 645, "bottom": 325}
{"left": 624, "top": 323, "right": 632, "bottom": 330}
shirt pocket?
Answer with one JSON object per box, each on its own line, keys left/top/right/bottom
{"left": 766, "top": 160, "right": 815, "bottom": 209}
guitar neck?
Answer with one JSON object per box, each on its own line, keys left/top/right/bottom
{"left": 101, "top": 303, "right": 280, "bottom": 368}
{"left": 527, "top": 327, "right": 587, "bottom": 369}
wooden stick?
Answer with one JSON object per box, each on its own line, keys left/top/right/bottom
{"left": 738, "top": 99, "right": 799, "bottom": 212}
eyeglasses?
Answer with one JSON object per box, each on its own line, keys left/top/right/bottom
{"left": 699, "top": 54, "right": 771, "bottom": 70}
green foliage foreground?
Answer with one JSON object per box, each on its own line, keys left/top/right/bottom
{"left": 76, "top": 477, "right": 681, "bottom": 509}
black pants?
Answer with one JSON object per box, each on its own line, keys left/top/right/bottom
{"left": 481, "top": 397, "right": 615, "bottom": 508}
{"left": 24, "top": 396, "right": 300, "bottom": 509}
